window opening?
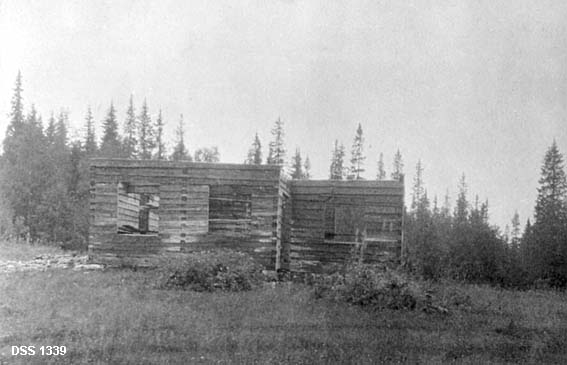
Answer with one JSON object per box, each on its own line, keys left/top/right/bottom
{"left": 117, "top": 183, "right": 159, "bottom": 235}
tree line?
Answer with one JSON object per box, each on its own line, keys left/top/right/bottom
{"left": 247, "top": 120, "right": 404, "bottom": 183}
{"left": 0, "top": 73, "right": 222, "bottom": 246}
{"left": 405, "top": 141, "right": 567, "bottom": 288}
{"left": 2, "top": 72, "right": 565, "bottom": 289}
{"left": 0, "top": 73, "right": 399, "bottom": 247}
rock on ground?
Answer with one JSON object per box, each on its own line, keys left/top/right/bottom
{"left": 0, "top": 254, "right": 103, "bottom": 274}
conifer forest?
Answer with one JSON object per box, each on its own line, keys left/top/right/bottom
{"left": 2, "top": 72, "right": 566, "bottom": 289}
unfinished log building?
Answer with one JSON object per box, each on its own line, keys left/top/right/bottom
{"left": 89, "top": 159, "right": 404, "bottom": 273}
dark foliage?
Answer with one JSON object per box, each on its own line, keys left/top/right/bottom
{"left": 156, "top": 250, "right": 265, "bottom": 292}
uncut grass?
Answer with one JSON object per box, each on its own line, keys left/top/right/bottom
{"left": 1, "top": 270, "right": 567, "bottom": 364}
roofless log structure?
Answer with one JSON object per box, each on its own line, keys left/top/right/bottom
{"left": 284, "top": 180, "right": 404, "bottom": 273}
{"left": 89, "top": 158, "right": 404, "bottom": 273}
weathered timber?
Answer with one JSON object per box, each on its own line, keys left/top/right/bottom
{"left": 285, "top": 179, "right": 404, "bottom": 273}
{"left": 89, "top": 159, "right": 282, "bottom": 270}
{"left": 89, "top": 159, "right": 404, "bottom": 273}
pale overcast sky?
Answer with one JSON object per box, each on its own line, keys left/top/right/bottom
{"left": 1, "top": 0, "right": 566, "bottom": 229}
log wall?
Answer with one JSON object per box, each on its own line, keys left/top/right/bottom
{"left": 285, "top": 180, "right": 404, "bottom": 273}
{"left": 89, "top": 158, "right": 282, "bottom": 268}
{"left": 89, "top": 159, "right": 404, "bottom": 273}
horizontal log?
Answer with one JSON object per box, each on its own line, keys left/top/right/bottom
{"left": 91, "top": 212, "right": 117, "bottom": 220}
{"left": 92, "top": 168, "right": 280, "bottom": 181}
{"left": 157, "top": 184, "right": 210, "bottom": 193}
{"left": 92, "top": 175, "right": 282, "bottom": 186}
{"left": 161, "top": 190, "right": 209, "bottom": 197}
{"left": 160, "top": 205, "right": 209, "bottom": 212}
{"left": 290, "top": 186, "right": 403, "bottom": 196}
{"left": 92, "top": 164, "right": 280, "bottom": 176}
{"left": 90, "top": 158, "right": 281, "bottom": 171}
{"left": 128, "top": 185, "right": 160, "bottom": 194}
{"left": 291, "top": 194, "right": 403, "bottom": 203}
{"left": 160, "top": 220, "right": 209, "bottom": 228}
{"left": 117, "top": 206, "right": 139, "bottom": 214}
{"left": 91, "top": 201, "right": 117, "bottom": 209}
{"left": 290, "top": 180, "right": 403, "bottom": 189}
{"left": 91, "top": 196, "right": 119, "bottom": 204}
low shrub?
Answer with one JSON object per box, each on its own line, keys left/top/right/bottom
{"left": 342, "top": 264, "right": 427, "bottom": 310}
{"left": 156, "top": 249, "right": 265, "bottom": 292}
{"left": 313, "top": 263, "right": 431, "bottom": 311}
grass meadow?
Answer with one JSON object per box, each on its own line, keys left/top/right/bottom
{"left": 1, "top": 242, "right": 567, "bottom": 364}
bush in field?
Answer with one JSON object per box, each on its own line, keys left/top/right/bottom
{"left": 313, "top": 263, "right": 431, "bottom": 311}
{"left": 157, "top": 249, "right": 265, "bottom": 292}
{"left": 341, "top": 264, "right": 427, "bottom": 310}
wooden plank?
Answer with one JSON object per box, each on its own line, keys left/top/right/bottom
{"left": 91, "top": 195, "right": 118, "bottom": 204}
{"left": 290, "top": 179, "right": 403, "bottom": 189}
{"left": 91, "top": 211, "right": 117, "bottom": 218}
{"left": 159, "top": 185, "right": 212, "bottom": 193}
{"left": 160, "top": 194, "right": 209, "bottom": 202}
{"left": 92, "top": 167, "right": 280, "bottom": 181}
{"left": 92, "top": 174, "right": 281, "bottom": 186}
{"left": 90, "top": 158, "right": 282, "bottom": 171}
{"left": 291, "top": 187, "right": 403, "bottom": 197}
{"left": 159, "top": 205, "right": 209, "bottom": 212}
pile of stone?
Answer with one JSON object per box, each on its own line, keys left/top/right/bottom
{"left": 0, "top": 254, "right": 104, "bottom": 274}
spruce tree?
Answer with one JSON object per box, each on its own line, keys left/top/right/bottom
{"left": 122, "top": 95, "right": 138, "bottom": 158}
{"left": 4, "top": 72, "right": 25, "bottom": 162}
{"left": 303, "top": 155, "right": 311, "bottom": 180}
{"left": 377, "top": 152, "right": 386, "bottom": 180}
{"left": 55, "top": 110, "right": 68, "bottom": 149}
{"left": 170, "top": 114, "right": 191, "bottom": 161}
{"left": 267, "top": 117, "right": 285, "bottom": 165}
{"left": 511, "top": 211, "right": 521, "bottom": 250}
{"left": 99, "top": 102, "right": 121, "bottom": 157}
{"left": 25, "top": 107, "right": 49, "bottom": 239}
{"left": 442, "top": 189, "right": 451, "bottom": 218}
{"left": 329, "top": 140, "right": 345, "bottom": 180}
{"left": 349, "top": 123, "right": 365, "bottom": 180}
{"left": 291, "top": 148, "right": 303, "bottom": 180}
{"left": 454, "top": 173, "right": 468, "bottom": 225}
{"left": 329, "top": 140, "right": 338, "bottom": 179}
{"left": 45, "top": 113, "right": 57, "bottom": 145}
{"left": 520, "top": 219, "right": 533, "bottom": 271}
{"left": 405, "top": 162, "right": 443, "bottom": 279}
{"left": 3, "top": 94, "right": 48, "bottom": 240}
{"left": 391, "top": 149, "right": 404, "bottom": 181}
{"left": 154, "top": 109, "right": 166, "bottom": 160}
{"left": 5, "top": 71, "right": 24, "bottom": 143}
{"left": 84, "top": 106, "right": 97, "bottom": 156}
{"left": 535, "top": 141, "right": 566, "bottom": 224}
{"left": 67, "top": 141, "right": 90, "bottom": 243}
{"left": 137, "top": 99, "right": 155, "bottom": 159}
{"left": 246, "top": 133, "right": 262, "bottom": 165}
{"left": 531, "top": 141, "right": 567, "bottom": 286}
{"left": 41, "top": 109, "right": 73, "bottom": 243}
{"left": 411, "top": 160, "right": 424, "bottom": 211}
